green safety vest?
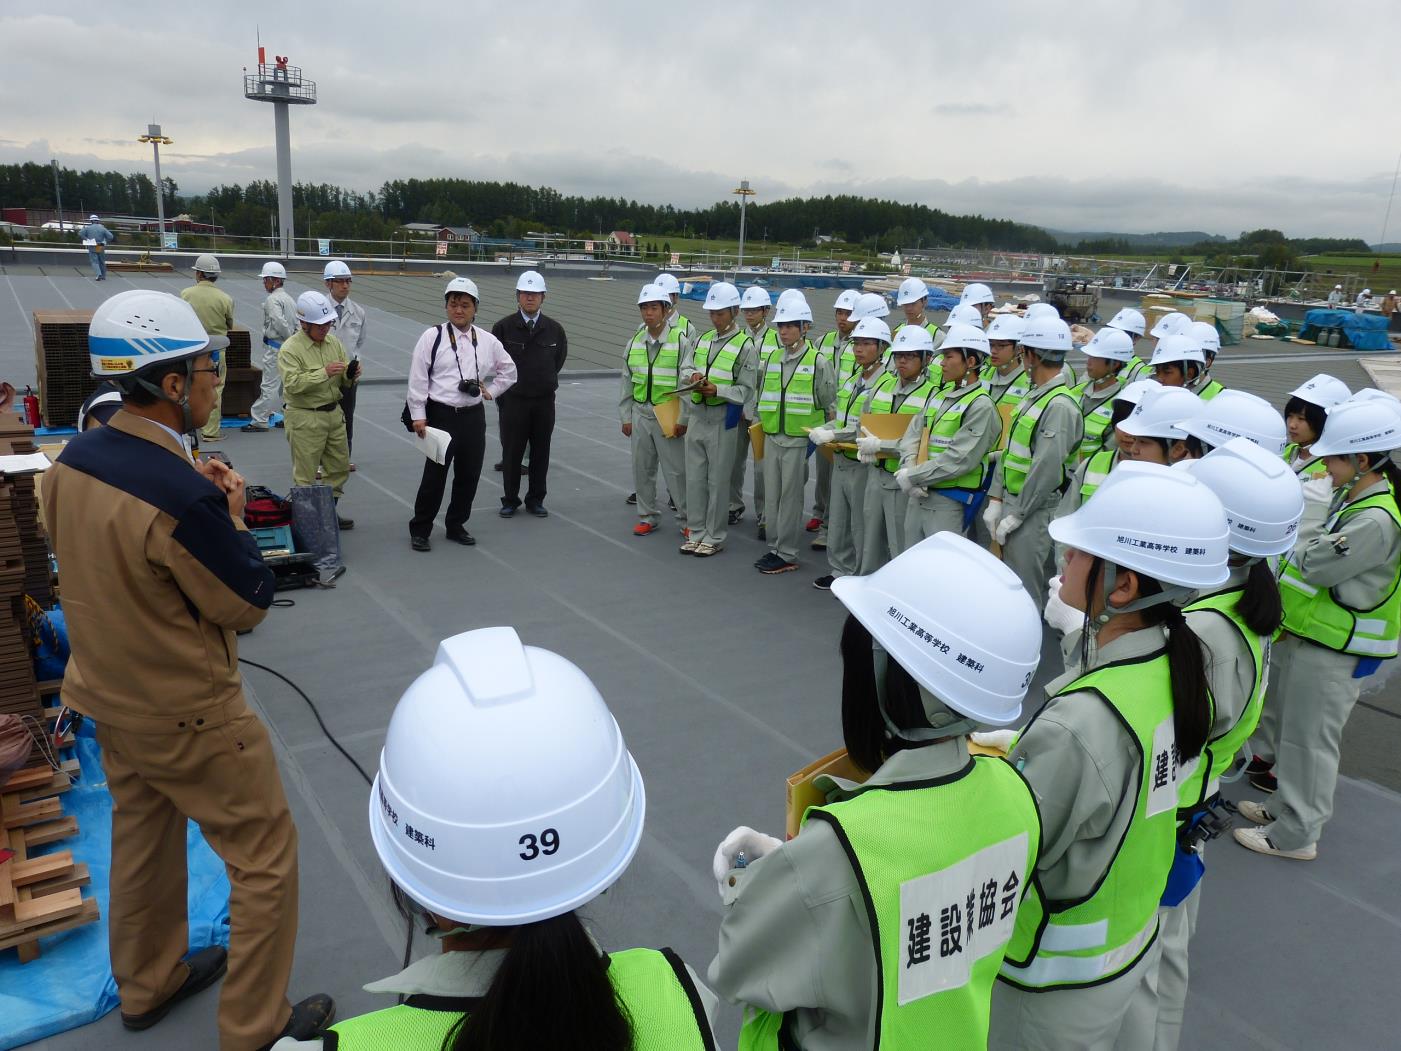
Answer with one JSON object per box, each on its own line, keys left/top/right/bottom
{"left": 893, "top": 319, "right": 944, "bottom": 388}
{"left": 690, "top": 329, "right": 750, "bottom": 406}
{"left": 834, "top": 370, "right": 880, "bottom": 462}
{"left": 866, "top": 372, "right": 941, "bottom": 473}
{"left": 672, "top": 311, "right": 692, "bottom": 334}
{"left": 758, "top": 341, "right": 825, "bottom": 436}
{"left": 741, "top": 756, "right": 1041, "bottom": 1051}
{"left": 321, "top": 947, "right": 713, "bottom": 1050}
{"left": 1124, "top": 357, "right": 1150, "bottom": 382}
{"left": 1079, "top": 447, "right": 1117, "bottom": 500}
{"left": 1000, "top": 383, "right": 1081, "bottom": 497}
{"left": 923, "top": 384, "right": 994, "bottom": 491}
{"left": 1074, "top": 380, "right": 1120, "bottom": 461}
{"left": 817, "top": 329, "right": 857, "bottom": 378}
{"left": 1278, "top": 489, "right": 1401, "bottom": 657}
{"left": 1283, "top": 443, "right": 1328, "bottom": 480}
{"left": 1196, "top": 378, "right": 1225, "bottom": 401}
{"left": 1001, "top": 650, "right": 1179, "bottom": 990}
{"left": 1180, "top": 588, "right": 1266, "bottom": 808}
{"left": 627, "top": 324, "right": 684, "bottom": 405}
{"left": 979, "top": 364, "right": 1030, "bottom": 452}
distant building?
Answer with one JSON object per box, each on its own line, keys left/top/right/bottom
{"left": 607, "top": 230, "right": 638, "bottom": 255}
{"left": 399, "top": 222, "right": 480, "bottom": 243}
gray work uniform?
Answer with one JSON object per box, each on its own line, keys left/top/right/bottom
{"left": 1253, "top": 479, "right": 1401, "bottom": 850}
{"left": 900, "top": 382, "right": 1000, "bottom": 546}
{"left": 709, "top": 740, "right": 971, "bottom": 1051}
{"left": 330, "top": 297, "right": 367, "bottom": 454}
{"left": 251, "top": 287, "right": 298, "bottom": 426}
{"left": 762, "top": 344, "right": 835, "bottom": 563}
{"left": 680, "top": 326, "right": 756, "bottom": 548}
{"left": 620, "top": 324, "right": 691, "bottom": 527}
{"left": 991, "top": 626, "right": 1170, "bottom": 1051}
{"left": 811, "top": 332, "right": 852, "bottom": 542}
{"left": 989, "top": 375, "right": 1083, "bottom": 600}
{"left": 825, "top": 365, "right": 885, "bottom": 578}
{"left": 731, "top": 323, "right": 769, "bottom": 520}
{"left": 853, "top": 373, "right": 936, "bottom": 573}
{"left": 974, "top": 363, "right": 1029, "bottom": 546}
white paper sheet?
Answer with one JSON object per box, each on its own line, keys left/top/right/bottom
{"left": 0, "top": 453, "right": 54, "bottom": 474}
{"left": 415, "top": 426, "right": 452, "bottom": 465}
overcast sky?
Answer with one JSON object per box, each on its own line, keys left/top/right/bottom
{"left": 4, "top": 1, "right": 1399, "bottom": 239}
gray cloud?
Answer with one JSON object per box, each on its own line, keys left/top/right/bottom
{"left": 931, "top": 102, "right": 1014, "bottom": 117}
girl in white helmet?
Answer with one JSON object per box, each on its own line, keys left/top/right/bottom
{"left": 288, "top": 627, "right": 718, "bottom": 1050}
{"left": 710, "top": 534, "right": 1045, "bottom": 1049}
{"left": 1238, "top": 398, "right": 1401, "bottom": 858}
{"left": 988, "top": 463, "right": 1227, "bottom": 1051}
{"left": 1278, "top": 373, "right": 1353, "bottom": 548}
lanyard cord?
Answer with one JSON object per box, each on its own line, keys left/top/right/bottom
{"left": 445, "top": 324, "right": 480, "bottom": 385}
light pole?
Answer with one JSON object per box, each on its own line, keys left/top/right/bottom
{"left": 138, "top": 124, "right": 173, "bottom": 246}
{"left": 732, "top": 178, "right": 755, "bottom": 272}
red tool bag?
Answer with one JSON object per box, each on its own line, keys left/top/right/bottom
{"left": 243, "top": 486, "right": 293, "bottom": 527}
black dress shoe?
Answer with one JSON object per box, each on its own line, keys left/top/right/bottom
{"left": 499, "top": 505, "right": 516, "bottom": 518}
{"left": 336, "top": 516, "right": 354, "bottom": 531}
{"left": 526, "top": 503, "right": 548, "bottom": 518}
{"left": 258, "top": 993, "right": 336, "bottom": 1050}
{"left": 728, "top": 504, "right": 745, "bottom": 525}
{"left": 446, "top": 529, "right": 477, "bottom": 546}
{"left": 626, "top": 492, "right": 637, "bottom": 505}
{"left": 121, "top": 946, "right": 228, "bottom": 1030}
{"left": 410, "top": 536, "right": 431, "bottom": 552}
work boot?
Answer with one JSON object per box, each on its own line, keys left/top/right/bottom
{"left": 336, "top": 515, "right": 354, "bottom": 531}
{"left": 258, "top": 994, "right": 337, "bottom": 1051}
{"left": 728, "top": 504, "right": 745, "bottom": 525}
{"left": 120, "top": 946, "right": 227, "bottom": 1031}
{"left": 241, "top": 422, "right": 270, "bottom": 433}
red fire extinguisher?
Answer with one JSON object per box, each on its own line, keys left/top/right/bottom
{"left": 21, "top": 386, "right": 40, "bottom": 428}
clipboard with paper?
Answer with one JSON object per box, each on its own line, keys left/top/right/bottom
{"left": 749, "top": 422, "right": 765, "bottom": 461}
{"left": 857, "top": 412, "right": 911, "bottom": 460}
{"left": 652, "top": 396, "right": 683, "bottom": 438}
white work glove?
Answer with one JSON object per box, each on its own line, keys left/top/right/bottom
{"left": 994, "top": 513, "right": 1022, "bottom": 546}
{"left": 1044, "top": 574, "right": 1084, "bottom": 635}
{"left": 712, "top": 825, "right": 782, "bottom": 897}
{"left": 895, "top": 467, "right": 918, "bottom": 495}
{"left": 982, "top": 498, "right": 1003, "bottom": 535}
{"left": 808, "top": 425, "right": 837, "bottom": 446}
{"left": 970, "top": 729, "right": 1019, "bottom": 754}
{"left": 856, "top": 426, "right": 882, "bottom": 465}
{"left": 1302, "top": 476, "right": 1334, "bottom": 504}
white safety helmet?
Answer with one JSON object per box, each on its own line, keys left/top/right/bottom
{"left": 851, "top": 316, "right": 892, "bottom": 345}
{"left": 88, "top": 289, "right": 224, "bottom": 377}
{"left": 896, "top": 276, "right": 929, "bottom": 305}
{"left": 1185, "top": 321, "right": 1221, "bottom": 356}
{"left": 296, "top": 290, "right": 338, "bottom": 325}
{"left": 1363, "top": 288, "right": 1372, "bottom": 296}
{"left": 1114, "top": 377, "right": 1161, "bottom": 408}
{"left": 772, "top": 292, "right": 814, "bottom": 324}
{"left": 444, "top": 276, "right": 480, "bottom": 302}
{"left": 986, "top": 313, "right": 1025, "bottom": 343}
{"left": 1177, "top": 389, "right": 1287, "bottom": 455}
{"left": 1149, "top": 333, "right": 1206, "bottom": 367}
{"left": 849, "top": 291, "right": 890, "bottom": 321}
{"left": 193, "top": 253, "right": 220, "bottom": 276}
{"left": 1083, "top": 327, "right": 1136, "bottom": 363}
{"left": 1149, "top": 311, "right": 1192, "bottom": 341}
{"left": 1183, "top": 438, "right": 1304, "bottom": 558}
{"left": 87, "top": 214, "right": 100, "bottom": 222}
{"left": 1118, "top": 385, "right": 1203, "bottom": 441}
{"left": 834, "top": 288, "right": 861, "bottom": 313}
{"left": 1344, "top": 388, "right": 1401, "bottom": 419}
{"left": 959, "top": 282, "right": 995, "bottom": 307}
{"left": 946, "top": 303, "right": 984, "bottom": 329}
{"left": 1106, "top": 307, "right": 1147, "bottom": 338}
{"left": 1287, "top": 373, "right": 1351, "bottom": 410}
{"left": 1019, "top": 317, "right": 1073, "bottom": 358}
{"left": 259, "top": 261, "right": 287, "bottom": 280}
{"left": 654, "top": 273, "right": 681, "bottom": 296}
{"left": 1025, "top": 302, "right": 1060, "bottom": 321}
{"left": 1050, "top": 461, "right": 1230, "bottom": 590}
{"left": 516, "top": 270, "right": 547, "bottom": 294}
{"left": 637, "top": 283, "right": 671, "bottom": 307}
{"left": 739, "top": 285, "right": 772, "bottom": 310}
{"left": 832, "top": 533, "right": 1041, "bottom": 726}
{"left": 1308, "top": 398, "right": 1401, "bottom": 459}
{"left": 370, "top": 628, "right": 645, "bottom": 926}
{"left": 890, "top": 324, "right": 934, "bottom": 356}
{"left": 323, "top": 259, "right": 352, "bottom": 280}
{"left": 939, "top": 322, "right": 990, "bottom": 359}
{"left": 702, "top": 281, "right": 742, "bottom": 311}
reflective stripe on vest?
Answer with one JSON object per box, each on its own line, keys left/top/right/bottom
{"left": 1196, "top": 378, "right": 1225, "bottom": 401}
{"left": 1080, "top": 447, "right": 1116, "bottom": 500}
{"left": 867, "top": 372, "right": 940, "bottom": 473}
{"left": 817, "top": 329, "right": 856, "bottom": 378}
{"left": 324, "top": 947, "right": 714, "bottom": 1051}
{"left": 924, "top": 384, "right": 994, "bottom": 490}
{"left": 1283, "top": 443, "right": 1328, "bottom": 480}
{"left": 835, "top": 370, "right": 880, "bottom": 461}
{"left": 1279, "top": 490, "right": 1401, "bottom": 657}
{"left": 980, "top": 364, "right": 1030, "bottom": 451}
{"left": 741, "top": 757, "right": 1041, "bottom": 1050}
{"left": 628, "top": 324, "right": 683, "bottom": 405}
{"left": 1124, "top": 357, "right": 1150, "bottom": 382}
{"left": 1001, "top": 650, "right": 1178, "bottom": 990}
{"left": 1075, "top": 380, "right": 1119, "bottom": 461}
{"left": 1000, "top": 383, "right": 1080, "bottom": 497}
{"left": 691, "top": 330, "right": 750, "bottom": 406}
{"left": 758, "top": 342, "right": 824, "bottom": 436}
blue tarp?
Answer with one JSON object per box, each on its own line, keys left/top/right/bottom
{"left": 0, "top": 723, "right": 231, "bottom": 1051}
{"left": 1298, "top": 309, "right": 1393, "bottom": 352}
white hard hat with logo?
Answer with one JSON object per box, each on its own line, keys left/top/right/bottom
{"left": 193, "top": 253, "right": 220, "bottom": 275}
{"left": 1149, "top": 333, "right": 1206, "bottom": 367}
{"left": 1025, "top": 302, "right": 1060, "bottom": 321}
{"left": 896, "top": 276, "right": 929, "bottom": 305}
{"left": 1083, "top": 327, "right": 1135, "bottom": 362}
{"left": 1178, "top": 389, "right": 1287, "bottom": 455}
{"left": 1118, "top": 385, "right": 1202, "bottom": 440}
{"left": 1287, "top": 373, "right": 1351, "bottom": 410}
{"left": 986, "top": 314, "right": 1025, "bottom": 343}
{"left": 259, "top": 261, "right": 287, "bottom": 280}
{"left": 1185, "top": 321, "right": 1221, "bottom": 355}
{"left": 833, "top": 533, "right": 1042, "bottom": 726}
{"left": 891, "top": 324, "right": 934, "bottom": 355}
{"left": 834, "top": 288, "right": 861, "bottom": 312}
{"left": 739, "top": 285, "right": 772, "bottom": 310}
{"left": 88, "top": 289, "right": 224, "bottom": 377}
{"left": 849, "top": 291, "right": 890, "bottom": 321}
{"left": 654, "top": 273, "right": 681, "bottom": 296}
{"left": 851, "top": 316, "right": 892, "bottom": 345}
{"left": 703, "top": 281, "right": 742, "bottom": 311}
{"left": 1183, "top": 438, "right": 1304, "bottom": 558}
{"left": 1114, "top": 377, "right": 1161, "bottom": 408}
{"left": 323, "top": 259, "right": 352, "bottom": 280}
{"left": 444, "top": 276, "right": 480, "bottom": 302}
{"left": 947, "top": 303, "right": 984, "bottom": 329}
{"left": 1019, "top": 317, "right": 1073, "bottom": 358}
{"left": 1309, "top": 398, "right": 1401, "bottom": 458}
{"left": 960, "top": 282, "right": 995, "bottom": 306}
{"left": 772, "top": 292, "right": 813, "bottom": 324}
{"left": 939, "top": 322, "right": 990, "bottom": 358}
{"left": 296, "top": 290, "right": 338, "bottom": 325}
{"left": 1107, "top": 307, "right": 1147, "bottom": 338}
{"left": 1149, "top": 311, "right": 1192, "bottom": 340}
{"left": 369, "top": 627, "right": 645, "bottom": 926}
{"left": 637, "top": 283, "right": 670, "bottom": 307}
{"left": 88, "top": 214, "right": 100, "bottom": 222}
{"left": 516, "top": 270, "right": 547, "bottom": 294}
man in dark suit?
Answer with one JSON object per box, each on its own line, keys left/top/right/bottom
{"left": 492, "top": 270, "right": 568, "bottom": 517}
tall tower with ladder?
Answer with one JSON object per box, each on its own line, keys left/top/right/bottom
{"left": 243, "top": 46, "right": 316, "bottom": 256}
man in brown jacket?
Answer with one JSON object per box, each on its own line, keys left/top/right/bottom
{"left": 42, "top": 290, "right": 333, "bottom": 1050}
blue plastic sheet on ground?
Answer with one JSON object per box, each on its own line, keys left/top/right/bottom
{"left": 0, "top": 722, "right": 230, "bottom": 1051}
{"left": 1298, "top": 308, "right": 1393, "bottom": 351}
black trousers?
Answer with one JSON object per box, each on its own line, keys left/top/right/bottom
{"left": 499, "top": 393, "right": 555, "bottom": 508}
{"left": 340, "top": 383, "right": 357, "bottom": 454}
{"left": 410, "top": 400, "right": 485, "bottom": 538}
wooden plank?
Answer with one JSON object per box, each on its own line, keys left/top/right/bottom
{"left": 0, "top": 888, "right": 82, "bottom": 934}
{"left": 0, "top": 897, "right": 99, "bottom": 956}
{"left": 22, "top": 816, "right": 77, "bottom": 847}
{"left": 26, "top": 861, "right": 89, "bottom": 898}
{"left": 9, "top": 851, "right": 74, "bottom": 889}
{"left": 1, "top": 796, "right": 61, "bottom": 829}
{"left": 15, "top": 762, "right": 79, "bottom": 803}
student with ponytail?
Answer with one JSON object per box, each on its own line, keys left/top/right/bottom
{"left": 1120, "top": 438, "right": 1304, "bottom": 1050}
{"left": 989, "top": 462, "right": 1229, "bottom": 1051}
{"left": 276, "top": 627, "right": 716, "bottom": 1051}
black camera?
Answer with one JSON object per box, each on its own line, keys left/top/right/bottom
{"left": 458, "top": 378, "right": 481, "bottom": 397}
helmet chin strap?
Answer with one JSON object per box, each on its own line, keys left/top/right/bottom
{"left": 872, "top": 646, "right": 980, "bottom": 744}
{"left": 1334, "top": 452, "right": 1391, "bottom": 508}
{"left": 132, "top": 358, "right": 196, "bottom": 433}
{"left": 1087, "top": 560, "right": 1198, "bottom": 634}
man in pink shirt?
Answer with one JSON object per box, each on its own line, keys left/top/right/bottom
{"left": 406, "top": 278, "right": 517, "bottom": 550}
